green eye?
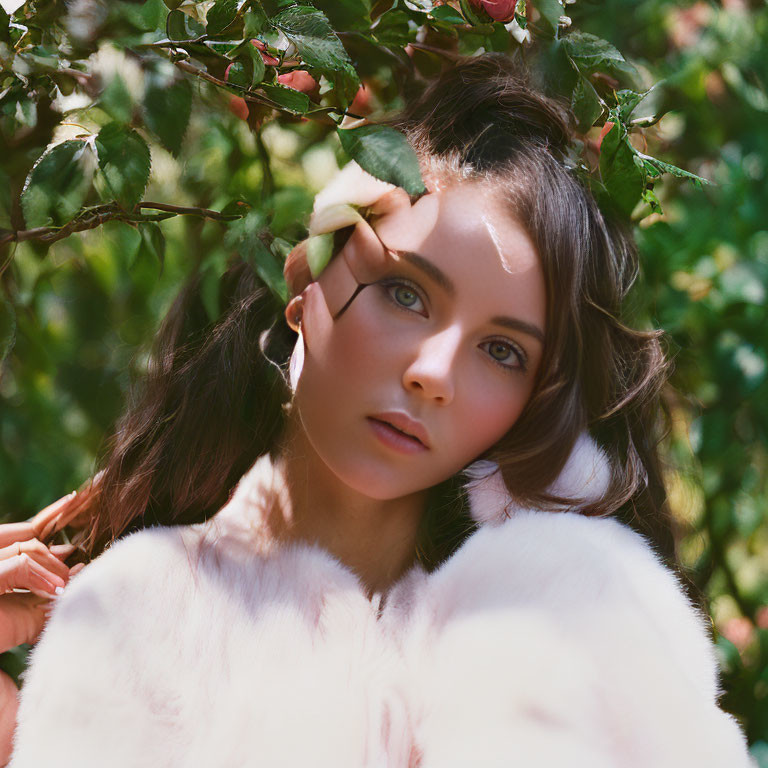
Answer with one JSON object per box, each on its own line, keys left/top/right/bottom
{"left": 482, "top": 340, "right": 527, "bottom": 372}
{"left": 394, "top": 285, "right": 419, "bottom": 307}
{"left": 380, "top": 278, "right": 427, "bottom": 316}
{"left": 489, "top": 341, "right": 512, "bottom": 361}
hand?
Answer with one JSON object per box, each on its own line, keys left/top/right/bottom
{"left": 0, "top": 539, "right": 72, "bottom": 600}
{"left": 0, "top": 483, "right": 95, "bottom": 653}
{"left": 0, "top": 486, "right": 93, "bottom": 766}
{"left": 0, "top": 479, "right": 97, "bottom": 551}
{"left": 0, "top": 544, "right": 85, "bottom": 653}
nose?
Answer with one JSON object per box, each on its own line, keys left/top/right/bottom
{"left": 402, "top": 326, "right": 461, "bottom": 405}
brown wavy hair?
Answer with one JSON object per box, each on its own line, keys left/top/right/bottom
{"left": 395, "top": 55, "right": 672, "bottom": 557}
{"left": 73, "top": 53, "right": 674, "bottom": 569}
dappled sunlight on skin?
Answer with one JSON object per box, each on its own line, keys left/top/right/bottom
{"left": 291, "top": 181, "right": 546, "bottom": 503}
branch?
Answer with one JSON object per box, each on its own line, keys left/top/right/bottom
{"left": 171, "top": 60, "right": 280, "bottom": 111}
{"left": 136, "top": 202, "right": 242, "bottom": 220}
{"left": 0, "top": 202, "right": 244, "bottom": 256}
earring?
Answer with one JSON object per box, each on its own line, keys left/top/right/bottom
{"left": 286, "top": 295, "right": 304, "bottom": 333}
{"left": 288, "top": 325, "right": 305, "bottom": 393}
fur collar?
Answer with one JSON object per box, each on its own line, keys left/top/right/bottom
{"left": 462, "top": 431, "right": 612, "bottom": 525}
{"left": 10, "top": 434, "right": 753, "bottom": 768}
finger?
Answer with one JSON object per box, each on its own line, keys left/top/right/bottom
{"left": 0, "top": 593, "right": 50, "bottom": 652}
{"left": 0, "top": 541, "right": 74, "bottom": 570}
{"left": 340, "top": 219, "right": 392, "bottom": 288}
{"left": 33, "top": 485, "right": 94, "bottom": 541}
{"left": 19, "top": 540, "right": 71, "bottom": 583}
{"left": 48, "top": 543, "right": 77, "bottom": 561}
{"left": 29, "top": 490, "right": 79, "bottom": 541}
{"left": 69, "top": 563, "right": 86, "bottom": 577}
{"left": 0, "top": 554, "right": 65, "bottom": 598}
{"left": 0, "top": 522, "right": 36, "bottom": 550}
{"left": 367, "top": 187, "right": 412, "bottom": 218}
{"left": 0, "top": 541, "right": 25, "bottom": 563}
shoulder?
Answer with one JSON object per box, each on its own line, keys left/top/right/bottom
{"left": 433, "top": 511, "right": 719, "bottom": 694}
{"left": 401, "top": 511, "right": 752, "bottom": 767}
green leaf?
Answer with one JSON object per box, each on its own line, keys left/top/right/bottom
{"left": 616, "top": 86, "right": 665, "bottom": 126}
{"left": 167, "top": 9, "right": 188, "bottom": 40}
{"left": 0, "top": 9, "right": 9, "bottom": 44}
{"left": 562, "top": 31, "right": 624, "bottom": 70}
{"left": 0, "top": 295, "right": 16, "bottom": 365}
{"left": 260, "top": 83, "right": 311, "bottom": 114}
{"left": 95, "top": 123, "right": 151, "bottom": 210}
{"left": 227, "top": 211, "right": 288, "bottom": 303}
{"left": 99, "top": 73, "right": 134, "bottom": 124}
{"left": 458, "top": 0, "right": 485, "bottom": 26}
{"left": 635, "top": 152, "right": 712, "bottom": 187}
{"left": 337, "top": 124, "right": 426, "bottom": 196}
{"left": 571, "top": 75, "right": 603, "bottom": 132}
{"left": 485, "top": 21, "right": 512, "bottom": 52}
{"left": 243, "top": 8, "right": 269, "bottom": 37}
{"left": 138, "top": 222, "right": 166, "bottom": 271}
{"left": 21, "top": 140, "right": 95, "bottom": 228}
{"left": 430, "top": 5, "right": 465, "bottom": 24}
{"left": 272, "top": 5, "right": 360, "bottom": 99}
{"left": 230, "top": 40, "right": 266, "bottom": 87}
{"left": 143, "top": 77, "right": 192, "bottom": 156}
{"left": 599, "top": 123, "right": 643, "bottom": 218}
{"left": 371, "top": 8, "right": 414, "bottom": 46}
{"left": 533, "top": 0, "right": 563, "bottom": 37}
{"left": 641, "top": 186, "right": 662, "bottom": 215}
{"left": 312, "top": 0, "right": 371, "bottom": 30}
{"left": 207, "top": 0, "right": 238, "bottom": 36}
{"left": 225, "top": 60, "right": 252, "bottom": 88}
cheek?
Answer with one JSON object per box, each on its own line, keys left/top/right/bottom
{"left": 294, "top": 289, "right": 402, "bottom": 425}
{"left": 448, "top": 377, "right": 532, "bottom": 468}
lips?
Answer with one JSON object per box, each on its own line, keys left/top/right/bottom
{"left": 369, "top": 411, "right": 430, "bottom": 449}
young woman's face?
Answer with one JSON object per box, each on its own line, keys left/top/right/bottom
{"left": 293, "top": 181, "right": 546, "bottom": 499}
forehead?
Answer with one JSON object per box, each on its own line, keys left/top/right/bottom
{"left": 373, "top": 182, "right": 544, "bottom": 317}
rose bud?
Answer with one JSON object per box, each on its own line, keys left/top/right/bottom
{"left": 277, "top": 70, "right": 320, "bottom": 100}
{"left": 228, "top": 95, "right": 249, "bottom": 121}
{"left": 469, "top": 0, "right": 517, "bottom": 23}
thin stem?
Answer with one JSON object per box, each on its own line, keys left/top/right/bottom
{"left": 0, "top": 202, "right": 244, "bottom": 259}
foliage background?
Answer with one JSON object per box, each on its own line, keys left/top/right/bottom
{"left": 0, "top": 0, "right": 766, "bottom": 757}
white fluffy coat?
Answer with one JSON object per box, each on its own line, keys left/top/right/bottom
{"left": 10, "top": 438, "right": 754, "bottom": 767}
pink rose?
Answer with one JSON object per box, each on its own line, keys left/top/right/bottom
{"left": 469, "top": 0, "right": 517, "bottom": 23}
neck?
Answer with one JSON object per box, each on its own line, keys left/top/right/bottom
{"left": 264, "top": 410, "right": 428, "bottom": 600}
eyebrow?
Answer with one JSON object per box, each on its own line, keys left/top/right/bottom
{"left": 400, "top": 251, "right": 456, "bottom": 297}
{"left": 398, "top": 250, "right": 545, "bottom": 345}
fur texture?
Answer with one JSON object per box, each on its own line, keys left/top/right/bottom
{"left": 11, "top": 440, "right": 754, "bottom": 767}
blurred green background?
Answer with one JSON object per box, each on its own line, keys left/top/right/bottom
{"left": 1, "top": 0, "right": 766, "bottom": 755}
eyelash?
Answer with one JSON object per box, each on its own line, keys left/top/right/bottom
{"left": 378, "top": 278, "right": 528, "bottom": 373}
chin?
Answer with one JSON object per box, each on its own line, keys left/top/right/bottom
{"left": 327, "top": 454, "right": 437, "bottom": 500}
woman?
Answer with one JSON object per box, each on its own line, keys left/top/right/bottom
{"left": 2, "top": 55, "right": 753, "bottom": 766}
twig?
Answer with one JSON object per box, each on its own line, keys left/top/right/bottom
{"left": 254, "top": 130, "right": 274, "bottom": 203}
{"left": 0, "top": 202, "right": 244, "bottom": 256}
{"left": 136, "top": 202, "right": 241, "bottom": 220}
